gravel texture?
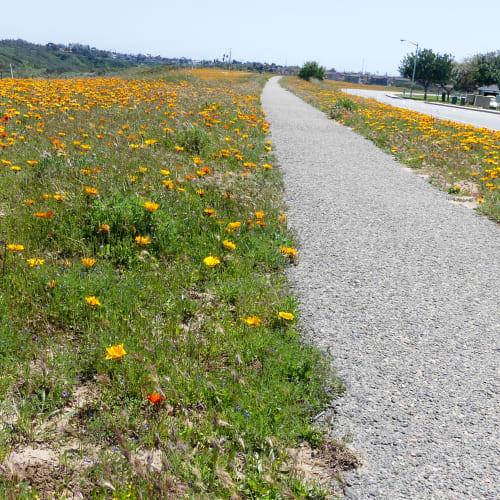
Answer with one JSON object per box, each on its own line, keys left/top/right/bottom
{"left": 261, "top": 77, "right": 500, "bottom": 499}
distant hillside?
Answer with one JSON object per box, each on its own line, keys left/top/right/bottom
{"left": 0, "top": 39, "right": 191, "bottom": 77}
{"left": 0, "top": 39, "right": 319, "bottom": 79}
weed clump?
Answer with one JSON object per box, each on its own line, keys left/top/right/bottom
{"left": 329, "top": 97, "right": 358, "bottom": 120}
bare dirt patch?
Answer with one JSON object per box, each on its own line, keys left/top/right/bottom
{"left": 1, "top": 442, "right": 94, "bottom": 496}
{"left": 0, "top": 382, "right": 103, "bottom": 495}
{"left": 287, "top": 440, "right": 359, "bottom": 496}
{"left": 448, "top": 198, "right": 480, "bottom": 209}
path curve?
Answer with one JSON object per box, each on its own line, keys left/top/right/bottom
{"left": 343, "top": 88, "right": 500, "bottom": 131}
{"left": 262, "top": 77, "right": 500, "bottom": 499}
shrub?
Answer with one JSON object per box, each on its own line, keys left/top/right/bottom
{"left": 298, "top": 61, "right": 325, "bottom": 81}
{"left": 329, "top": 97, "right": 357, "bottom": 120}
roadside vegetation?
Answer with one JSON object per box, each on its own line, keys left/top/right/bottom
{"left": 0, "top": 69, "right": 352, "bottom": 498}
{"left": 281, "top": 77, "right": 500, "bottom": 222}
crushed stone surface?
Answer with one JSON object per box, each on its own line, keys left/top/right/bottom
{"left": 261, "top": 77, "right": 500, "bottom": 499}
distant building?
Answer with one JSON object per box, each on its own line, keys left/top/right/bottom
{"left": 281, "top": 67, "right": 299, "bottom": 75}
{"left": 478, "top": 84, "right": 499, "bottom": 96}
{"left": 324, "top": 71, "right": 343, "bottom": 81}
{"left": 344, "top": 73, "right": 363, "bottom": 84}
{"left": 388, "top": 77, "right": 410, "bottom": 87}
{"left": 368, "top": 76, "right": 388, "bottom": 86}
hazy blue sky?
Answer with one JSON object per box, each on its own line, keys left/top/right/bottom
{"left": 2, "top": 0, "right": 498, "bottom": 75}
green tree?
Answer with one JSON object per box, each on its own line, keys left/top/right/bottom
{"left": 399, "top": 49, "right": 454, "bottom": 99}
{"left": 298, "top": 61, "right": 325, "bottom": 81}
{"left": 453, "top": 59, "right": 478, "bottom": 92}
{"left": 472, "top": 52, "right": 500, "bottom": 87}
{"left": 454, "top": 52, "right": 500, "bottom": 91}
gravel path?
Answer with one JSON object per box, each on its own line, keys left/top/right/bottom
{"left": 261, "top": 77, "right": 500, "bottom": 499}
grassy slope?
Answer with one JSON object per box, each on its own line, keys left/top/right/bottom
{"left": 0, "top": 40, "right": 133, "bottom": 77}
{"left": 0, "top": 69, "right": 350, "bottom": 498}
{"left": 281, "top": 77, "right": 500, "bottom": 222}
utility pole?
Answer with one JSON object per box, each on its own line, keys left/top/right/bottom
{"left": 400, "top": 39, "right": 419, "bottom": 98}
{"left": 10, "top": 64, "right": 14, "bottom": 79}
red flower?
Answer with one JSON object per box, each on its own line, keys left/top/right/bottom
{"left": 146, "top": 393, "right": 166, "bottom": 405}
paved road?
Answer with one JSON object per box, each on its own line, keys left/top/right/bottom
{"left": 262, "top": 77, "right": 500, "bottom": 499}
{"left": 343, "top": 88, "right": 500, "bottom": 131}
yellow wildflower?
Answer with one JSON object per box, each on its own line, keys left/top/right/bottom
{"left": 85, "top": 296, "right": 102, "bottom": 308}
{"left": 279, "top": 311, "right": 294, "bottom": 321}
{"left": 105, "top": 344, "right": 127, "bottom": 360}
{"left": 27, "top": 258, "right": 45, "bottom": 267}
{"left": 203, "top": 256, "right": 220, "bottom": 268}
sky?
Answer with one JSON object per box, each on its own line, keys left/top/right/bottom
{"left": 1, "top": 0, "right": 499, "bottom": 76}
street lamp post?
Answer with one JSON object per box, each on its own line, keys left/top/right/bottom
{"left": 400, "top": 39, "right": 419, "bottom": 98}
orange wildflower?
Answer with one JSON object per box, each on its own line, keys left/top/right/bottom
{"left": 242, "top": 316, "right": 261, "bottom": 327}
{"left": 135, "top": 236, "right": 151, "bottom": 246}
{"left": 146, "top": 393, "right": 166, "bottom": 405}
{"left": 35, "top": 211, "right": 55, "bottom": 219}
{"left": 144, "top": 201, "right": 159, "bottom": 212}
{"left": 83, "top": 186, "right": 98, "bottom": 196}
{"left": 222, "top": 240, "right": 236, "bottom": 250}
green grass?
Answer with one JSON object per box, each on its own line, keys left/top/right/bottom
{"left": 0, "top": 69, "right": 351, "bottom": 498}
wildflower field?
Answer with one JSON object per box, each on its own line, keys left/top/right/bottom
{"left": 281, "top": 77, "right": 500, "bottom": 222}
{"left": 0, "top": 70, "right": 346, "bottom": 498}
